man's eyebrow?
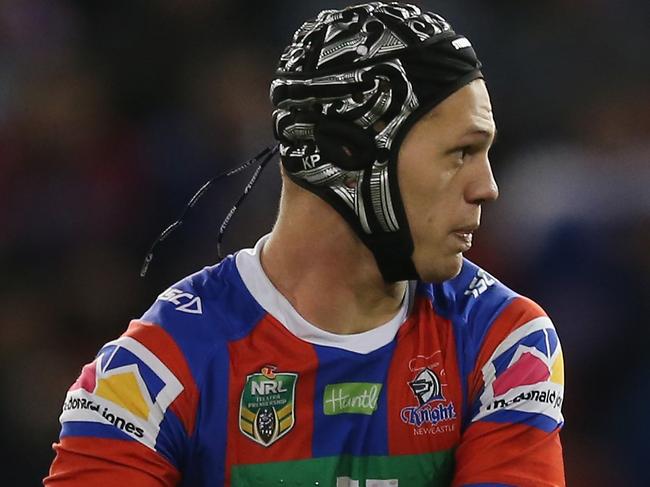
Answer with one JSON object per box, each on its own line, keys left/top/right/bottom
{"left": 465, "top": 126, "right": 498, "bottom": 144}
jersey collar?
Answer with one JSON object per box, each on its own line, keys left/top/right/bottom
{"left": 235, "top": 234, "right": 410, "bottom": 354}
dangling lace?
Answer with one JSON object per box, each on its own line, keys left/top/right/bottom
{"left": 140, "top": 144, "right": 279, "bottom": 277}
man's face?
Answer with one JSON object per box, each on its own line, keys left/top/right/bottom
{"left": 398, "top": 79, "right": 498, "bottom": 282}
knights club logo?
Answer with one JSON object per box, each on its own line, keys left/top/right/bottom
{"left": 239, "top": 366, "right": 297, "bottom": 447}
{"left": 400, "top": 352, "right": 457, "bottom": 429}
{"left": 409, "top": 367, "right": 444, "bottom": 405}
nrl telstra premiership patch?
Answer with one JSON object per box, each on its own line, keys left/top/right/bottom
{"left": 239, "top": 366, "right": 297, "bottom": 447}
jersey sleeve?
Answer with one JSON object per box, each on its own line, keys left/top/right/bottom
{"left": 453, "top": 296, "right": 565, "bottom": 487}
{"left": 44, "top": 320, "right": 199, "bottom": 486}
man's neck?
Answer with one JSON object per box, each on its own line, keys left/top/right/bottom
{"left": 261, "top": 198, "right": 408, "bottom": 335}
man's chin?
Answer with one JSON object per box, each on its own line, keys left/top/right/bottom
{"left": 417, "top": 254, "right": 463, "bottom": 283}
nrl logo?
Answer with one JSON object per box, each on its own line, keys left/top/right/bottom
{"left": 239, "top": 366, "right": 297, "bottom": 447}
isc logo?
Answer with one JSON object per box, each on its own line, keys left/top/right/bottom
{"left": 251, "top": 380, "right": 288, "bottom": 396}
{"left": 464, "top": 269, "right": 496, "bottom": 299}
{"left": 157, "top": 288, "right": 203, "bottom": 314}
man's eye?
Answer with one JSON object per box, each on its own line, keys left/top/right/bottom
{"left": 448, "top": 145, "right": 474, "bottom": 164}
{"left": 458, "top": 146, "right": 471, "bottom": 159}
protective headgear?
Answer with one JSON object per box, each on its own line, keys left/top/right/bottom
{"left": 271, "top": 2, "right": 482, "bottom": 282}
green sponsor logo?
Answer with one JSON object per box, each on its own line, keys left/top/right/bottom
{"left": 323, "top": 382, "right": 382, "bottom": 415}
{"left": 239, "top": 368, "right": 298, "bottom": 447}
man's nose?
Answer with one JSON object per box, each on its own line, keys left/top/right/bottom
{"left": 466, "top": 157, "right": 499, "bottom": 205}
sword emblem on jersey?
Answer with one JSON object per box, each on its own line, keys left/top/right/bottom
{"left": 239, "top": 366, "right": 297, "bottom": 447}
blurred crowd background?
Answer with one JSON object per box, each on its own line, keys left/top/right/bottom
{"left": 1, "top": 0, "right": 648, "bottom": 485}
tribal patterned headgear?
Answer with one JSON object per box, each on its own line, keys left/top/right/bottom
{"left": 271, "top": 2, "right": 482, "bottom": 282}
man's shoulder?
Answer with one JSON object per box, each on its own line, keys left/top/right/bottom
{"left": 53, "top": 258, "right": 264, "bottom": 456}
{"left": 422, "top": 258, "right": 548, "bottom": 337}
{"left": 141, "top": 254, "right": 267, "bottom": 344}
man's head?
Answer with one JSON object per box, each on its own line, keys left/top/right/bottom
{"left": 270, "top": 2, "right": 489, "bottom": 282}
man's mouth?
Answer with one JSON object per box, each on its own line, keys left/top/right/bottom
{"left": 452, "top": 225, "right": 478, "bottom": 251}
{"left": 453, "top": 231, "right": 473, "bottom": 249}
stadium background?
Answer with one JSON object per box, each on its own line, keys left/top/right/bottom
{"left": 1, "top": 1, "right": 648, "bottom": 485}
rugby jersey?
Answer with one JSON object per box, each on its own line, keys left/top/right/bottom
{"left": 45, "top": 236, "right": 565, "bottom": 486}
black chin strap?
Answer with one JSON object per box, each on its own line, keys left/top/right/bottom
{"left": 140, "top": 144, "right": 279, "bottom": 277}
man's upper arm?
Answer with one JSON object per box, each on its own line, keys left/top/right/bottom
{"left": 45, "top": 320, "right": 199, "bottom": 486}
{"left": 454, "top": 296, "right": 565, "bottom": 487}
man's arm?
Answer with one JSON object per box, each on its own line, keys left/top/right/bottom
{"left": 45, "top": 321, "right": 199, "bottom": 486}
{"left": 453, "top": 297, "right": 565, "bottom": 487}
{"left": 46, "top": 437, "right": 180, "bottom": 487}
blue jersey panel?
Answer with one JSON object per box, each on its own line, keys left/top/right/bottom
{"left": 61, "top": 421, "right": 134, "bottom": 442}
{"left": 141, "top": 255, "right": 266, "bottom": 388}
{"left": 312, "top": 342, "right": 396, "bottom": 457}
{"left": 154, "top": 409, "right": 188, "bottom": 470}
{"left": 182, "top": 340, "right": 231, "bottom": 486}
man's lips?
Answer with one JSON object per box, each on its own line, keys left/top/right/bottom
{"left": 451, "top": 225, "right": 479, "bottom": 250}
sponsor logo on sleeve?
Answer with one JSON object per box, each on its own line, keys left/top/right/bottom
{"left": 61, "top": 336, "right": 183, "bottom": 449}
{"left": 474, "top": 316, "right": 564, "bottom": 425}
{"left": 400, "top": 352, "right": 457, "bottom": 436}
{"left": 239, "top": 365, "right": 297, "bottom": 447}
